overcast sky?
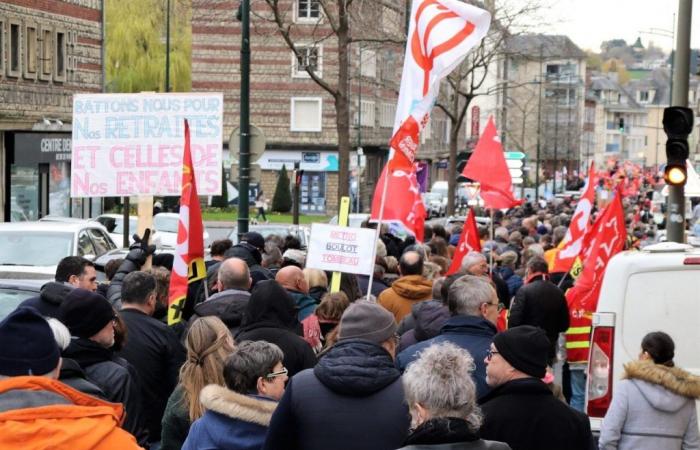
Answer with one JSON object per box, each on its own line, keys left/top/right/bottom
{"left": 522, "top": 0, "right": 699, "bottom": 53}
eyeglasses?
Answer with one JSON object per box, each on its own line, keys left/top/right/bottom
{"left": 486, "top": 349, "right": 500, "bottom": 361}
{"left": 265, "top": 367, "right": 288, "bottom": 379}
{"left": 484, "top": 302, "right": 504, "bottom": 312}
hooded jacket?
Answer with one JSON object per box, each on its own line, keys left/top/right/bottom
{"left": 286, "top": 289, "right": 317, "bottom": 321}
{"left": 397, "top": 300, "right": 451, "bottom": 353}
{"left": 599, "top": 360, "right": 700, "bottom": 450}
{"left": 182, "top": 385, "right": 277, "bottom": 450}
{"left": 19, "top": 281, "right": 73, "bottom": 318}
{"left": 189, "top": 289, "right": 251, "bottom": 335}
{"left": 263, "top": 339, "right": 410, "bottom": 450}
{"left": 58, "top": 357, "right": 106, "bottom": 399}
{"left": 0, "top": 376, "right": 141, "bottom": 450}
{"left": 378, "top": 274, "right": 433, "bottom": 323}
{"left": 225, "top": 243, "right": 273, "bottom": 288}
{"left": 236, "top": 281, "right": 316, "bottom": 377}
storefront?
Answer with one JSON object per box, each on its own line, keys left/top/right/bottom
{"left": 7, "top": 132, "right": 101, "bottom": 221}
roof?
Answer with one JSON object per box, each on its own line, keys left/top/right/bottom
{"left": 505, "top": 34, "right": 586, "bottom": 60}
{"left": 0, "top": 221, "right": 105, "bottom": 232}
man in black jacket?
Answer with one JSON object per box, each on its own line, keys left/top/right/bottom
{"left": 117, "top": 271, "right": 185, "bottom": 448}
{"left": 20, "top": 256, "right": 97, "bottom": 317}
{"left": 479, "top": 326, "right": 593, "bottom": 450}
{"left": 508, "top": 256, "right": 569, "bottom": 363}
{"left": 223, "top": 232, "right": 273, "bottom": 288}
{"left": 60, "top": 288, "right": 149, "bottom": 446}
{"left": 263, "top": 301, "right": 410, "bottom": 450}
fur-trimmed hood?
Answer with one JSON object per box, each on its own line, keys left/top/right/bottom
{"left": 624, "top": 360, "right": 700, "bottom": 401}
{"left": 199, "top": 384, "right": 277, "bottom": 426}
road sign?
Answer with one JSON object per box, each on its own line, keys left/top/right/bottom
{"left": 511, "top": 177, "right": 524, "bottom": 184}
{"left": 505, "top": 151, "right": 526, "bottom": 160}
{"left": 509, "top": 168, "right": 523, "bottom": 178}
{"left": 506, "top": 159, "right": 524, "bottom": 169}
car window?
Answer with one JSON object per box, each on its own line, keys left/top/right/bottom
{"left": 0, "top": 288, "right": 38, "bottom": 320}
{"left": 0, "top": 231, "right": 73, "bottom": 266}
{"left": 154, "top": 215, "right": 179, "bottom": 233}
{"left": 88, "top": 229, "right": 112, "bottom": 255}
{"left": 77, "top": 231, "right": 97, "bottom": 257}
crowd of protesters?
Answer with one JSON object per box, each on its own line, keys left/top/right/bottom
{"left": 1, "top": 171, "right": 699, "bottom": 449}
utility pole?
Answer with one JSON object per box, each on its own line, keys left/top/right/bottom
{"left": 666, "top": 0, "right": 692, "bottom": 243}
{"left": 357, "top": 45, "right": 362, "bottom": 214}
{"left": 553, "top": 76, "right": 560, "bottom": 194}
{"left": 165, "top": 0, "right": 171, "bottom": 92}
{"left": 535, "top": 45, "right": 543, "bottom": 203}
{"left": 237, "top": 0, "right": 251, "bottom": 237}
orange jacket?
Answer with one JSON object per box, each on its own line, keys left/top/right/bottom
{"left": 378, "top": 275, "right": 433, "bottom": 323}
{"left": 0, "top": 376, "right": 142, "bottom": 450}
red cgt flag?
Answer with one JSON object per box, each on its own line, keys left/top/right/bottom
{"left": 446, "top": 208, "right": 482, "bottom": 275}
{"left": 461, "top": 116, "right": 522, "bottom": 209}
{"left": 167, "top": 120, "right": 206, "bottom": 325}
{"left": 370, "top": 166, "right": 426, "bottom": 242}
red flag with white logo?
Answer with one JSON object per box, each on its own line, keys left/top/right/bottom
{"left": 370, "top": 167, "right": 426, "bottom": 242}
{"left": 446, "top": 208, "right": 482, "bottom": 275}
{"left": 167, "top": 120, "right": 206, "bottom": 325}
{"left": 461, "top": 116, "right": 522, "bottom": 209}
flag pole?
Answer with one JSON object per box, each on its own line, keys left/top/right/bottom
{"left": 489, "top": 206, "right": 494, "bottom": 270}
{"left": 366, "top": 167, "right": 391, "bottom": 302}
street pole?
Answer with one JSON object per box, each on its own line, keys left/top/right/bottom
{"left": 237, "top": 0, "right": 251, "bottom": 237}
{"left": 667, "top": 0, "right": 692, "bottom": 243}
{"left": 535, "top": 45, "right": 543, "bottom": 203}
{"left": 293, "top": 162, "right": 300, "bottom": 225}
{"left": 165, "top": 0, "right": 170, "bottom": 92}
{"left": 554, "top": 77, "right": 560, "bottom": 194}
{"left": 357, "top": 45, "right": 362, "bottom": 214}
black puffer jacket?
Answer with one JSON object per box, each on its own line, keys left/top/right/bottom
{"left": 58, "top": 357, "right": 106, "bottom": 399}
{"left": 224, "top": 243, "right": 273, "bottom": 288}
{"left": 263, "top": 339, "right": 410, "bottom": 450}
{"left": 397, "top": 301, "right": 451, "bottom": 353}
{"left": 19, "top": 282, "right": 73, "bottom": 318}
{"left": 106, "top": 246, "right": 150, "bottom": 309}
{"left": 63, "top": 337, "right": 149, "bottom": 446}
{"left": 236, "top": 280, "right": 316, "bottom": 377}
{"left": 189, "top": 289, "right": 251, "bottom": 335}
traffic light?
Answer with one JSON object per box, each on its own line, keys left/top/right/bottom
{"left": 662, "top": 106, "right": 694, "bottom": 186}
{"left": 618, "top": 117, "right": 624, "bottom": 133}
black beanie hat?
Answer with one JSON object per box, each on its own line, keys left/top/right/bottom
{"left": 60, "top": 288, "right": 115, "bottom": 339}
{"left": 0, "top": 307, "right": 60, "bottom": 376}
{"left": 493, "top": 325, "right": 550, "bottom": 378}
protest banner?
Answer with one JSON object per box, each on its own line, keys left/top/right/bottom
{"left": 306, "top": 223, "right": 377, "bottom": 276}
{"left": 71, "top": 92, "right": 223, "bottom": 197}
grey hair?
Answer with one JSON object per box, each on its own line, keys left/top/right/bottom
{"left": 218, "top": 257, "right": 250, "bottom": 290}
{"left": 432, "top": 277, "right": 445, "bottom": 301}
{"left": 460, "top": 251, "right": 486, "bottom": 272}
{"left": 403, "top": 342, "right": 482, "bottom": 431}
{"left": 376, "top": 239, "right": 387, "bottom": 258}
{"left": 46, "top": 317, "right": 71, "bottom": 351}
{"left": 223, "top": 340, "right": 284, "bottom": 394}
{"left": 263, "top": 245, "right": 283, "bottom": 267}
{"left": 494, "top": 227, "right": 509, "bottom": 240}
{"left": 448, "top": 275, "right": 495, "bottom": 316}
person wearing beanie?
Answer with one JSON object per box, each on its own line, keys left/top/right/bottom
{"left": 263, "top": 301, "right": 410, "bottom": 450}
{"left": 224, "top": 231, "right": 274, "bottom": 288}
{"left": 479, "top": 325, "right": 594, "bottom": 450}
{"left": 0, "top": 307, "right": 141, "bottom": 449}
{"left": 60, "top": 288, "right": 150, "bottom": 446}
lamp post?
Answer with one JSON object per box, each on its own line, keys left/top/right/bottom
{"left": 165, "top": 0, "right": 170, "bottom": 92}
{"left": 237, "top": 0, "right": 251, "bottom": 237}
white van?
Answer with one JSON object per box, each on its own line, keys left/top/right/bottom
{"left": 586, "top": 242, "right": 700, "bottom": 433}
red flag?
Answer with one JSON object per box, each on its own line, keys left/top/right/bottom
{"left": 370, "top": 166, "right": 426, "bottom": 241}
{"left": 446, "top": 208, "right": 481, "bottom": 275}
{"left": 167, "top": 120, "right": 206, "bottom": 325}
{"left": 461, "top": 116, "right": 522, "bottom": 209}
{"left": 551, "top": 162, "right": 596, "bottom": 273}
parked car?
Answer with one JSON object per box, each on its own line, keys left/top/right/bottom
{"left": 0, "top": 279, "right": 43, "bottom": 321}
{"left": 153, "top": 212, "right": 210, "bottom": 249}
{"left": 328, "top": 213, "right": 370, "bottom": 228}
{"left": 422, "top": 192, "right": 447, "bottom": 218}
{"left": 94, "top": 214, "right": 139, "bottom": 247}
{"left": 0, "top": 221, "right": 121, "bottom": 279}
{"left": 227, "top": 224, "right": 309, "bottom": 249}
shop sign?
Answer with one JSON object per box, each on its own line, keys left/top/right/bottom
{"left": 71, "top": 92, "right": 223, "bottom": 197}
{"left": 256, "top": 150, "right": 340, "bottom": 171}
{"left": 14, "top": 133, "right": 72, "bottom": 164}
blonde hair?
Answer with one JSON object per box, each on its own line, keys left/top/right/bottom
{"left": 179, "top": 316, "right": 234, "bottom": 421}
{"left": 303, "top": 268, "right": 328, "bottom": 289}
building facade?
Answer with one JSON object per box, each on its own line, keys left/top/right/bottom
{"left": 1, "top": 0, "right": 103, "bottom": 222}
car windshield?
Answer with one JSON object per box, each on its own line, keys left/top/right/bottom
{"left": 153, "top": 215, "right": 179, "bottom": 233}
{"left": 0, "top": 231, "right": 73, "bottom": 266}
{"left": 0, "top": 288, "right": 38, "bottom": 320}
{"left": 113, "top": 218, "right": 138, "bottom": 234}
{"left": 229, "top": 227, "right": 305, "bottom": 245}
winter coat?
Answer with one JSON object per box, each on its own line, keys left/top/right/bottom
{"left": 19, "top": 281, "right": 73, "bottom": 318}
{"left": 357, "top": 274, "right": 390, "bottom": 298}
{"left": 236, "top": 280, "right": 317, "bottom": 377}
{"left": 397, "top": 300, "right": 450, "bottom": 353}
{"left": 308, "top": 286, "right": 327, "bottom": 303}
{"left": 599, "top": 360, "right": 700, "bottom": 450}
{"left": 189, "top": 289, "right": 251, "bottom": 335}
{"left": 397, "top": 417, "right": 511, "bottom": 450}
{"left": 183, "top": 385, "right": 276, "bottom": 450}
{"left": 106, "top": 246, "right": 150, "bottom": 309}
{"left": 161, "top": 384, "right": 190, "bottom": 450}
{"left": 490, "top": 272, "right": 512, "bottom": 309}
{"left": 479, "top": 378, "right": 594, "bottom": 450}
{"left": 508, "top": 275, "right": 569, "bottom": 361}
{"left": 63, "top": 336, "right": 149, "bottom": 446}
{"left": 287, "top": 289, "right": 317, "bottom": 321}
{"left": 378, "top": 275, "right": 433, "bottom": 323}
{"left": 397, "top": 315, "right": 496, "bottom": 400}
{"left": 263, "top": 339, "right": 410, "bottom": 450}
{"left": 224, "top": 243, "right": 273, "bottom": 288}
{"left": 118, "top": 308, "right": 186, "bottom": 444}
{"left": 0, "top": 376, "right": 141, "bottom": 450}
{"left": 58, "top": 357, "right": 106, "bottom": 400}
{"left": 494, "top": 267, "right": 523, "bottom": 300}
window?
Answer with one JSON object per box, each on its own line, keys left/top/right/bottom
{"left": 54, "top": 30, "right": 66, "bottom": 82}
{"left": 291, "top": 97, "right": 322, "bottom": 132}
{"left": 40, "top": 27, "right": 52, "bottom": 80}
{"left": 24, "top": 24, "right": 37, "bottom": 78}
{"left": 297, "top": 0, "right": 320, "bottom": 21}
{"left": 360, "top": 49, "right": 377, "bottom": 78}
{"left": 359, "top": 100, "right": 375, "bottom": 127}
{"left": 8, "top": 21, "right": 21, "bottom": 77}
{"left": 77, "top": 231, "right": 96, "bottom": 257}
{"left": 639, "top": 91, "right": 649, "bottom": 103}
{"left": 381, "top": 50, "right": 395, "bottom": 81}
{"left": 421, "top": 118, "right": 432, "bottom": 144}
{"left": 0, "top": 20, "right": 4, "bottom": 76}
{"left": 292, "top": 45, "right": 322, "bottom": 78}
{"left": 379, "top": 103, "right": 396, "bottom": 128}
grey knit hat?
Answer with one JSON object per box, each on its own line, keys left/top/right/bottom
{"left": 338, "top": 301, "right": 397, "bottom": 345}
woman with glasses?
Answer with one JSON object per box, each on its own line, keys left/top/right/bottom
{"left": 182, "top": 340, "right": 286, "bottom": 450}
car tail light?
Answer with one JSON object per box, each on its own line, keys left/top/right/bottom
{"left": 587, "top": 326, "right": 614, "bottom": 417}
